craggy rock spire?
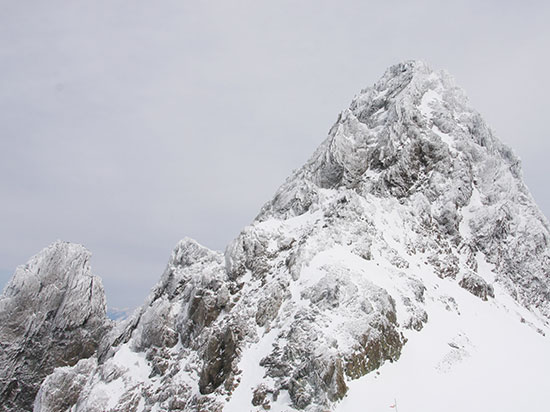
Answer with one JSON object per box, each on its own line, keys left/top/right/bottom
{"left": 0, "top": 241, "right": 109, "bottom": 412}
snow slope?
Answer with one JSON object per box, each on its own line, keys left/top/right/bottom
{"left": 337, "top": 276, "right": 550, "bottom": 412}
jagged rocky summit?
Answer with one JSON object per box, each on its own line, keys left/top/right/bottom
{"left": 0, "top": 241, "right": 109, "bottom": 412}
{"left": 2, "top": 60, "right": 550, "bottom": 412}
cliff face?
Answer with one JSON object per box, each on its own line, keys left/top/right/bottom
{"left": 7, "top": 61, "right": 550, "bottom": 412}
{"left": 0, "top": 241, "right": 109, "bottom": 412}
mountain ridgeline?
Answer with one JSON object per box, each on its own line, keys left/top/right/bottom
{"left": 1, "top": 61, "right": 549, "bottom": 412}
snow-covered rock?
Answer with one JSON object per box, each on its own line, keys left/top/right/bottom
{"left": 0, "top": 241, "right": 109, "bottom": 412}
{"left": 36, "top": 238, "right": 233, "bottom": 412}
{"left": 29, "top": 61, "right": 550, "bottom": 411}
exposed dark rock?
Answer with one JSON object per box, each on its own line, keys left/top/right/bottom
{"left": 459, "top": 272, "right": 494, "bottom": 301}
{"left": 199, "top": 326, "right": 238, "bottom": 395}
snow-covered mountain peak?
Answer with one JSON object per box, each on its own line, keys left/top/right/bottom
{"left": 318, "top": 59, "right": 505, "bottom": 189}
{"left": 171, "top": 236, "right": 222, "bottom": 268}
{"left": 260, "top": 59, "right": 520, "bottom": 221}
{"left": 10, "top": 62, "right": 550, "bottom": 412}
{"left": 355, "top": 59, "right": 454, "bottom": 104}
{"left": 352, "top": 59, "right": 466, "bottom": 119}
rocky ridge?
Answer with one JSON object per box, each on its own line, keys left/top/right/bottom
{"left": 3, "top": 61, "right": 549, "bottom": 412}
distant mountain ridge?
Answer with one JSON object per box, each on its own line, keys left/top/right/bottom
{"left": 2, "top": 61, "right": 549, "bottom": 412}
{"left": 107, "top": 307, "right": 132, "bottom": 321}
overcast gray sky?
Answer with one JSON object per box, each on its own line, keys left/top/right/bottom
{"left": 1, "top": 0, "right": 549, "bottom": 309}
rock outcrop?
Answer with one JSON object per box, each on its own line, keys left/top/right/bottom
{"left": 0, "top": 241, "right": 109, "bottom": 412}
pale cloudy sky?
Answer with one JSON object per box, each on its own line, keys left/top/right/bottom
{"left": 1, "top": 1, "right": 549, "bottom": 309}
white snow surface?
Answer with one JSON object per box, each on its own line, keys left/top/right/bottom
{"left": 337, "top": 281, "right": 550, "bottom": 412}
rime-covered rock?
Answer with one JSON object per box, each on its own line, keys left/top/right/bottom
{"left": 0, "top": 241, "right": 109, "bottom": 412}
{"left": 36, "top": 238, "right": 235, "bottom": 412}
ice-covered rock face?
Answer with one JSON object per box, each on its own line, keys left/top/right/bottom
{"left": 0, "top": 241, "right": 109, "bottom": 412}
{"left": 33, "top": 61, "right": 550, "bottom": 412}
{"left": 261, "top": 60, "right": 550, "bottom": 318}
